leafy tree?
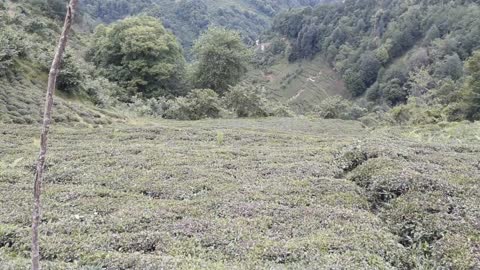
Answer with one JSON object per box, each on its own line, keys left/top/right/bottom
{"left": 224, "top": 83, "right": 269, "bottom": 117}
{"left": 435, "top": 53, "right": 463, "bottom": 81}
{"left": 344, "top": 69, "right": 367, "bottom": 97}
{"left": 359, "top": 51, "right": 382, "bottom": 87}
{"left": 382, "top": 79, "right": 408, "bottom": 106}
{"left": 423, "top": 25, "right": 441, "bottom": 45}
{"left": 463, "top": 51, "right": 480, "bottom": 119}
{"left": 89, "top": 16, "right": 186, "bottom": 98}
{"left": 192, "top": 27, "right": 251, "bottom": 95}
{"left": 0, "top": 27, "right": 27, "bottom": 75}
{"left": 57, "top": 53, "right": 83, "bottom": 93}
{"left": 164, "top": 89, "right": 221, "bottom": 120}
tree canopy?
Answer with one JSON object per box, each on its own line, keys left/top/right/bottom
{"left": 192, "top": 27, "right": 251, "bottom": 95}
{"left": 89, "top": 16, "right": 186, "bottom": 98}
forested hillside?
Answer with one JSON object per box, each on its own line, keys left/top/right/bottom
{"left": 266, "top": 0, "right": 480, "bottom": 122}
{"left": 81, "top": 0, "right": 334, "bottom": 56}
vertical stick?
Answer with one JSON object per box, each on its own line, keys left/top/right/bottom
{"left": 32, "top": 1, "right": 79, "bottom": 269}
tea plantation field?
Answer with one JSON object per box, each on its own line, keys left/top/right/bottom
{"left": 0, "top": 118, "right": 479, "bottom": 269}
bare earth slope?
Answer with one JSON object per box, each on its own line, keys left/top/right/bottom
{"left": 0, "top": 118, "right": 479, "bottom": 269}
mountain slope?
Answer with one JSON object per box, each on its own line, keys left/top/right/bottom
{"left": 81, "top": 0, "right": 334, "bottom": 55}
{"left": 268, "top": 0, "right": 480, "bottom": 113}
{"left": 0, "top": 1, "right": 122, "bottom": 125}
{"left": 246, "top": 55, "right": 346, "bottom": 112}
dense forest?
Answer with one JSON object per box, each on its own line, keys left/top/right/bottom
{"left": 80, "top": 0, "right": 333, "bottom": 56}
{"left": 266, "top": 0, "right": 480, "bottom": 122}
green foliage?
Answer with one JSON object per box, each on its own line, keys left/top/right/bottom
{"left": 223, "top": 84, "right": 269, "bottom": 118}
{"left": 268, "top": 0, "right": 480, "bottom": 116}
{"left": 434, "top": 53, "right": 463, "bottom": 81}
{"left": 57, "top": 53, "right": 83, "bottom": 94}
{"left": 0, "top": 26, "right": 27, "bottom": 75}
{"left": 359, "top": 51, "right": 381, "bottom": 88}
{"left": 80, "top": 0, "right": 325, "bottom": 57}
{"left": 343, "top": 69, "right": 366, "bottom": 97}
{"left": 315, "top": 95, "right": 366, "bottom": 120}
{"left": 381, "top": 79, "right": 408, "bottom": 106}
{"left": 463, "top": 50, "right": 480, "bottom": 120}
{"left": 89, "top": 16, "right": 186, "bottom": 99}
{"left": 164, "top": 89, "right": 221, "bottom": 120}
{"left": 191, "top": 28, "right": 251, "bottom": 95}
{"left": 29, "top": 0, "right": 70, "bottom": 19}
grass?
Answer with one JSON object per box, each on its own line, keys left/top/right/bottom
{"left": 0, "top": 117, "right": 479, "bottom": 269}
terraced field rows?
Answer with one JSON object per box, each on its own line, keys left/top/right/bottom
{"left": 246, "top": 57, "right": 346, "bottom": 112}
{"left": 0, "top": 118, "right": 479, "bottom": 269}
{"left": 0, "top": 77, "right": 117, "bottom": 125}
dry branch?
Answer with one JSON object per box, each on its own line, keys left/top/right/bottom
{"left": 31, "top": 1, "right": 79, "bottom": 269}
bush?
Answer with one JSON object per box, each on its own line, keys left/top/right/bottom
{"left": 223, "top": 84, "right": 269, "bottom": 118}
{"left": 123, "top": 96, "right": 166, "bottom": 117}
{"left": 164, "top": 89, "right": 221, "bottom": 120}
{"left": 315, "top": 96, "right": 366, "bottom": 120}
{"left": 381, "top": 79, "right": 408, "bottom": 105}
{"left": 84, "top": 77, "right": 122, "bottom": 108}
{"left": 0, "top": 27, "right": 27, "bottom": 75}
{"left": 389, "top": 99, "right": 443, "bottom": 125}
{"left": 57, "top": 53, "right": 84, "bottom": 94}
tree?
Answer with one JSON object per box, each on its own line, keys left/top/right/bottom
{"left": 32, "top": 1, "right": 79, "bottom": 269}
{"left": 164, "top": 89, "right": 221, "bottom": 120}
{"left": 382, "top": 78, "right": 408, "bottom": 106}
{"left": 0, "top": 27, "right": 27, "bottom": 75}
{"left": 89, "top": 16, "right": 186, "bottom": 98}
{"left": 224, "top": 83, "right": 269, "bottom": 117}
{"left": 57, "top": 52, "right": 83, "bottom": 93}
{"left": 423, "top": 25, "right": 440, "bottom": 45}
{"left": 463, "top": 50, "right": 480, "bottom": 119}
{"left": 344, "top": 69, "right": 367, "bottom": 97}
{"left": 359, "top": 51, "right": 382, "bottom": 87}
{"left": 435, "top": 53, "right": 463, "bottom": 81}
{"left": 191, "top": 27, "right": 251, "bottom": 95}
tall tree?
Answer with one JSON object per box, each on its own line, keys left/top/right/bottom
{"left": 89, "top": 16, "right": 186, "bottom": 98}
{"left": 32, "top": 1, "right": 79, "bottom": 269}
{"left": 464, "top": 50, "right": 480, "bottom": 119}
{"left": 192, "top": 27, "right": 251, "bottom": 95}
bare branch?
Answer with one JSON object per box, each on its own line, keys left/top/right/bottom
{"left": 32, "top": 1, "right": 79, "bottom": 269}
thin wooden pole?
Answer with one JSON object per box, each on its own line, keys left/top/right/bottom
{"left": 32, "top": 1, "right": 79, "bottom": 269}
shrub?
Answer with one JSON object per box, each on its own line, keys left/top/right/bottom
{"left": 315, "top": 96, "right": 366, "bottom": 120}
{"left": 164, "top": 89, "right": 221, "bottom": 120}
{"left": 127, "top": 96, "right": 167, "bottom": 117}
{"left": 57, "top": 53, "right": 84, "bottom": 94}
{"left": 84, "top": 77, "right": 122, "bottom": 108}
{"left": 223, "top": 84, "right": 269, "bottom": 118}
{"left": 0, "top": 27, "right": 27, "bottom": 75}
{"left": 389, "top": 100, "right": 443, "bottom": 125}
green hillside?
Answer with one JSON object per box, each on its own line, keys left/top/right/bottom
{"left": 246, "top": 56, "right": 346, "bottom": 113}
{"left": 81, "top": 0, "right": 333, "bottom": 56}
{"left": 267, "top": 0, "right": 480, "bottom": 122}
